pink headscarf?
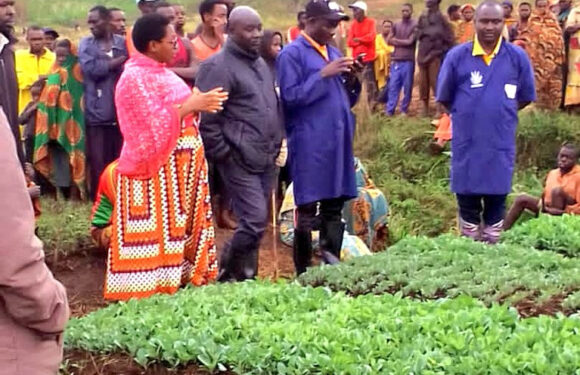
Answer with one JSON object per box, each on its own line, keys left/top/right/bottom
{"left": 115, "top": 53, "right": 195, "bottom": 179}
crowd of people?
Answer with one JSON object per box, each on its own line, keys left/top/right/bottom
{"left": 2, "top": 0, "right": 580, "bottom": 373}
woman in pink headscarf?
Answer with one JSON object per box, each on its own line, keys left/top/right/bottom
{"left": 105, "top": 13, "right": 228, "bottom": 301}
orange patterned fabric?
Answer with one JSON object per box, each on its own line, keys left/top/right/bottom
{"left": 104, "top": 124, "right": 218, "bottom": 301}
{"left": 518, "top": 10, "right": 565, "bottom": 110}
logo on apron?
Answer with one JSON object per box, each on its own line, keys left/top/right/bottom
{"left": 470, "top": 71, "right": 483, "bottom": 88}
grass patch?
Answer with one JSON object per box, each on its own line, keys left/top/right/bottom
{"left": 65, "top": 281, "right": 580, "bottom": 374}
{"left": 36, "top": 198, "right": 93, "bottom": 258}
{"left": 298, "top": 235, "right": 580, "bottom": 311}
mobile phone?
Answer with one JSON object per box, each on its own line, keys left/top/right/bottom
{"left": 356, "top": 53, "right": 367, "bottom": 62}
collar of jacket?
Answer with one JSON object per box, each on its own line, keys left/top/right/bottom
{"left": 225, "top": 38, "right": 260, "bottom": 61}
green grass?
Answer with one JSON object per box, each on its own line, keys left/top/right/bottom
{"left": 36, "top": 198, "right": 93, "bottom": 258}
{"left": 65, "top": 280, "right": 580, "bottom": 374}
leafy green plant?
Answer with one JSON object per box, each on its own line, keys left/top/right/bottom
{"left": 65, "top": 281, "right": 580, "bottom": 374}
{"left": 298, "top": 235, "right": 580, "bottom": 310}
{"left": 502, "top": 214, "right": 580, "bottom": 257}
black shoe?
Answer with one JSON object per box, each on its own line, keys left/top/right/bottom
{"left": 293, "top": 229, "right": 313, "bottom": 275}
{"left": 320, "top": 221, "right": 345, "bottom": 262}
{"left": 217, "top": 237, "right": 259, "bottom": 282}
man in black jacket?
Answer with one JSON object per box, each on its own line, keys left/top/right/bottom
{"left": 0, "top": 0, "right": 24, "bottom": 164}
{"left": 196, "top": 6, "right": 284, "bottom": 281}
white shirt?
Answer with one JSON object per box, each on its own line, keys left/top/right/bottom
{"left": 0, "top": 33, "right": 9, "bottom": 54}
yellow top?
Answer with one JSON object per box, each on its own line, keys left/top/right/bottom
{"left": 374, "top": 34, "right": 394, "bottom": 90}
{"left": 301, "top": 31, "right": 329, "bottom": 61}
{"left": 15, "top": 48, "right": 55, "bottom": 114}
{"left": 472, "top": 35, "right": 502, "bottom": 66}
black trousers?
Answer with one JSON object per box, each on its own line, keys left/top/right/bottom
{"left": 296, "top": 198, "right": 345, "bottom": 233}
{"left": 86, "top": 125, "right": 123, "bottom": 201}
{"left": 456, "top": 194, "right": 507, "bottom": 226}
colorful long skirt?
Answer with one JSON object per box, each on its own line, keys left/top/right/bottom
{"left": 104, "top": 126, "right": 218, "bottom": 301}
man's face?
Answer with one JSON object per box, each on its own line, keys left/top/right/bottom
{"left": 110, "top": 10, "right": 126, "bottom": 35}
{"left": 462, "top": 7, "right": 474, "bottom": 21}
{"left": 502, "top": 4, "right": 513, "bottom": 17}
{"left": 173, "top": 5, "right": 186, "bottom": 28}
{"left": 475, "top": 4, "right": 504, "bottom": 45}
{"left": 27, "top": 29, "right": 45, "bottom": 54}
{"left": 0, "top": 0, "right": 16, "bottom": 34}
{"left": 309, "top": 17, "right": 339, "bottom": 45}
{"left": 87, "top": 11, "right": 109, "bottom": 38}
{"left": 559, "top": 0, "right": 571, "bottom": 11}
{"left": 536, "top": 0, "right": 548, "bottom": 15}
{"left": 449, "top": 9, "right": 461, "bottom": 21}
{"left": 298, "top": 13, "right": 308, "bottom": 28}
{"left": 352, "top": 7, "right": 364, "bottom": 22}
{"left": 425, "top": 0, "right": 439, "bottom": 10}
{"left": 401, "top": 5, "right": 412, "bottom": 19}
{"left": 230, "top": 13, "right": 263, "bottom": 53}
{"left": 519, "top": 4, "right": 532, "bottom": 19}
{"left": 558, "top": 147, "right": 577, "bottom": 172}
{"left": 382, "top": 22, "right": 392, "bottom": 35}
{"left": 205, "top": 3, "right": 228, "bottom": 33}
{"left": 44, "top": 34, "right": 56, "bottom": 51}
{"left": 138, "top": 1, "right": 157, "bottom": 15}
{"left": 157, "top": 6, "right": 176, "bottom": 25}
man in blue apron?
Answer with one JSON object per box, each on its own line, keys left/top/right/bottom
{"left": 277, "top": 0, "right": 362, "bottom": 274}
{"left": 436, "top": 0, "right": 536, "bottom": 243}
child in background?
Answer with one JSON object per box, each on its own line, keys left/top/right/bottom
{"left": 18, "top": 78, "right": 45, "bottom": 163}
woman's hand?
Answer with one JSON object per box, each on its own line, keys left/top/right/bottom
{"left": 181, "top": 87, "right": 229, "bottom": 115}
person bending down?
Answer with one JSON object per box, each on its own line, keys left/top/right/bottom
{"left": 504, "top": 144, "right": 580, "bottom": 230}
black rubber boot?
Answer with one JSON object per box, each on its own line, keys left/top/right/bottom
{"left": 319, "top": 221, "right": 345, "bottom": 264}
{"left": 293, "top": 229, "right": 313, "bottom": 275}
{"left": 217, "top": 234, "right": 259, "bottom": 282}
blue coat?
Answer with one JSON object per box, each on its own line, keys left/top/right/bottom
{"left": 436, "top": 41, "right": 536, "bottom": 195}
{"left": 276, "top": 36, "right": 361, "bottom": 206}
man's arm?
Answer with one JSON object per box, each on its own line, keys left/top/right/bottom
{"left": 347, "top": 24, "right": 357, "bottom": 47}
{"left": 78, "top": 39, "right": 124, "bottom": 80}
{"left": 357, "top": 19, "right": 377, "bottom": 44}
{"left": 435, "top": 49, "right": 457, "bottom": 111}
{"left": 516, "top": 48, "right": 536, "bottom": 110}
{"left": 0, "top": 108, "right": 69, "bottom": 336}
{"left": 195, "top": 60, "right": 232, "bottom": 162}
{"left": 276, "top": 47, "right": 331, "bottom": 110}
{"left": 169, "top": 38, "right": 200, "bottom": 81}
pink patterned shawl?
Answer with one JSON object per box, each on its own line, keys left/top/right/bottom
{"left": 115, "top": 53, "right": 195, "bottom": 179}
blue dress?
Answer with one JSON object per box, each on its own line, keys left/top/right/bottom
{"left": 436, "top": 41, "right": 536, "bottom": 195}
{"left": 276, "top": 36, "right": 361, "bottom": 206}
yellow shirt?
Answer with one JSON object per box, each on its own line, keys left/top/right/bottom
{"left": 15, "top": 48, "right": 55, "bottom": 114}
{"left": 374, "top": 35, "right": 394, "bottom": 90}
{"left": 472, "top": 35, "right": 502, "bottom": 66}
{"left": 301, "top": 31, "right": 329, "bottom": 61}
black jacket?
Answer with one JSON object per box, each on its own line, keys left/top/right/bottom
{"left": 196, "top": 39, "right": 284, "bottom": 173}
{"left": 0, "top": 32, "right": 23, "bottom": 164}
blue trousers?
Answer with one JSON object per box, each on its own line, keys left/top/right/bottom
{"left": 386, "top": 61, "right": 415, "bottom": 115}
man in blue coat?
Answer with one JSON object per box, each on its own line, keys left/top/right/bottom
{"left": 277, "top": 0, "right": 361, "bottom": 274}
{"left": 436, "top": 0, "right": 536, "bottom": 244}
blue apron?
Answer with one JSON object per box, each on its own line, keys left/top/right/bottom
{"left": 436, "top": 41, "right": 536, "bottom": 195}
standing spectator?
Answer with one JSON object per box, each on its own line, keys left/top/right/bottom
{"left": 386, "top": 3, "right": 417, "bottom": 116}
{"left": 109, "top": 7, "right": 127, "bottom": 35}
{"left": 503, "top": 0, "right": 518, "bottom": 28}
{"left": 277, "top": 0, "right": 362, "bottom": 274}
{"left": 455, "top": 4, "right": 475, "bottom": 43}
{"left": 196, "top": 7, "right": 284, "bottom": 281}
{"left": 374, "top": 20, "right": 394, "bottom": 94}
{"left": 191, "top": 0, "right": 228, "bottom": 61}
{"left": 173, "top": 3, "right": 187, "bottom": 37}
{"left": 192, "top": 0, "right": 235, "bottom": 230}
{"left": 347, "top": 1, "right": 377, "bottom": 106}
{"left": 79, "top": 6, "right": 128, "bottom": 200}
{"left": 43, "top": 27, "right": 59, "bottom": 51}
{"left": 564, "top": 4, "right": 580, "bottom": 106}
{"left": 15, "top": 26, "right": 55, "bottom": 115}
{"left": 0, "top": 105, "right": 70, "bottom": 375}
{"left": 447, "top": 4, "right": 461, "bottom": 37}
{"left": 416, "top": 0, "right": 454, "bottom": 117}
{"left": 18, "top": 78, "right": 43, "bottom": 164}
{"left": 518, "top": 0, "right": 565, "bottom": 110}
{"left": 287, "top": 10, "right": 307, "bottom": 43}
{"left": 127, "top": 0, "right": 159, "bottom": 54}
{"left": 509, "top": 1, "right": 532, "bottom": 42}
{"left": 0, "top": 0, "right": 24, "bottom": 164}
{"left": 558, "top": 0, "right": 572, "bottom": 28}
{"left": 155, "top": 1, "right": 198, "bottom": 85}
{"left": 436, "top": 0, "right": 536, "bottom": 243}
{"left": 35, "top": 39, "right": 86, "bottom": 200}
